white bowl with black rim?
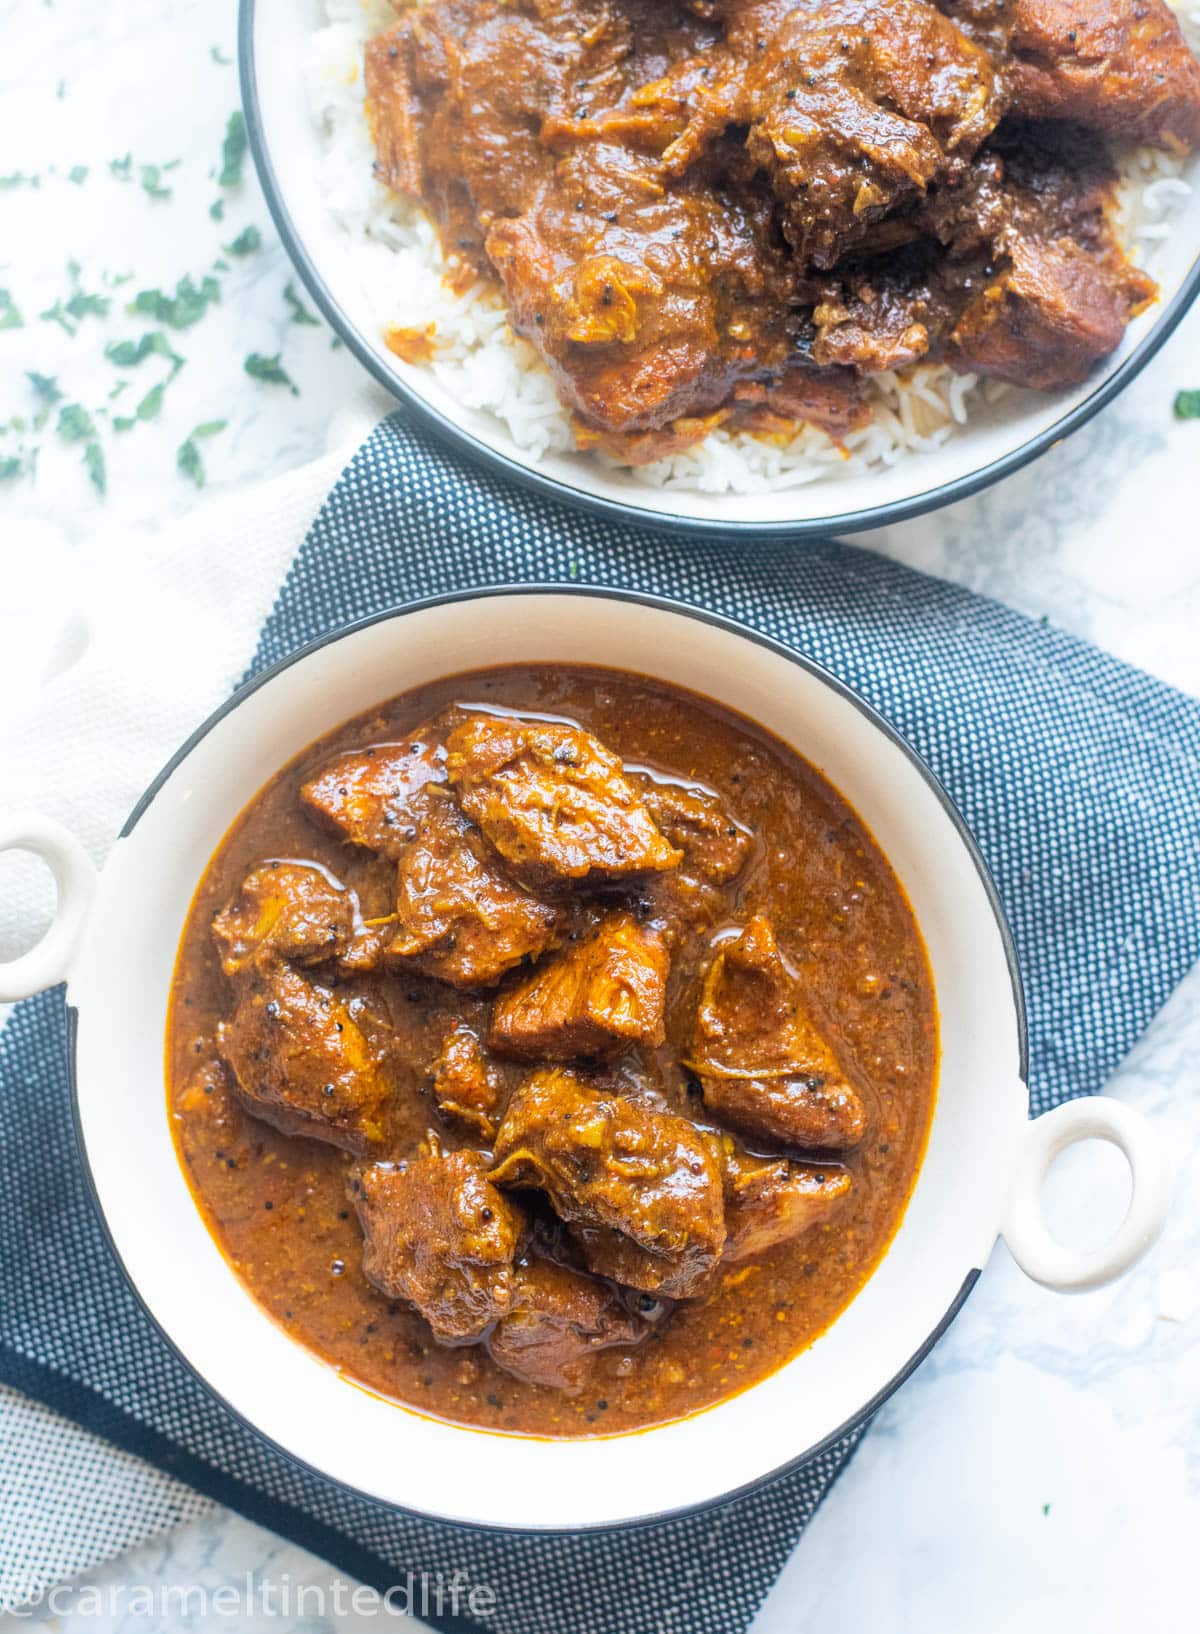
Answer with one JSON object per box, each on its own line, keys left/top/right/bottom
{"left": 240, "top": 0, "right": 1200, "bottom": 538}
{"left": 1, "top": 590, "right": 1172, "bottom": 1529}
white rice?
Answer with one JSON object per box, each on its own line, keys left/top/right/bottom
{"left": 308, "top": 0, "right": 1196, "bottom": 493}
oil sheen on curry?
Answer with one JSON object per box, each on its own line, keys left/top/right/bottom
{"left": 168, "top": 667, "right": 937, "bottom": 1436}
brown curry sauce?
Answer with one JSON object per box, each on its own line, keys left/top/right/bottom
{"left": 167, "top": 666, "right": 937, "bottom": 1436}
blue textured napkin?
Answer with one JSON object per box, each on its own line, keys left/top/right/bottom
{"left": 2, "top": 414, "right": 1199, "bottom": 1634}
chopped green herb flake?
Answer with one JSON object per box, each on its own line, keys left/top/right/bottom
{"left": 127, "top": 274, "right": 219, "bottom": 330}
{"left": 41, "top": 287, "right": 105, "bottom": 334}
{"left": 136, "top": 383, "right": 166, "bottom": 421}
{"left": 105, "top": 330, "right": 183, "bottom": 371}
{"left": 211, "top": 45, "right": 232, "bottom": 64}
{"left": 109, "top": 380, "right": 130, "bottom": 401}
{"left": 0, "top": 456, "right": 22, "bottom": 481}
{"left": 177, "top": 439, "right": 205, "bottom": 487}
{"left": 57, "top": 403, "right": 94, "bottom": 443}
{"left": 0, "top": 290, "right": 25, "bottom": 330}
{"left": 1173, "top": 389, "right": 1200, "bottom": 420}
{"left": 1042, "top": 1503, "right": 1052, "bottom": 1517}
{"left": 109, "top": 154, "right": 133, "bottom": 182}
{"left": 113, "top": 416, "right": 136, "bottom": 432}
{"left": 219, "top": 111, "right": 247, "bottom": 188}
{"left": 140, "top": 164, "right": 172, "bottom": 200}
{"left": 209, "top": 197, "right": 225, "bottom": 222}
{"left": 106, "top": 337, "right": 147, "bottom": 365}
{"left": 56, "top": 80, "right": 66, "bottom": 98}
{"left": 68, "top": 164, "right": 88, "bottom": 185}
{"left": 227, "top": 226, "right": 262, "bottom": 257}
{"left": 284, "top": 281, "right": 320, "bottom": 326}
{"left": 0, "top": 172, "right": 39, "bottom": 190}
{"left": 192, "top": 419, "right": 228, "bottom": 439}
{"left": 27, "top": 371, "right": 62, "bottom": 428}
{"left": 28, "top": 371, "right": 60, "bottom": 402}
{"left": 84, "top": 440, "right": 106, "bottom": 497}
{"left": 244, "top": 352, "right": 298, "bottom": 394}
{"left": 65, "top": 290, "right": 109, "bottom": 321}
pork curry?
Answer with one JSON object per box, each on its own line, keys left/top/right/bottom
{"left": 362, "top": 0, "right": 1200, "bottom": 463}
{"left": 168, "top": 666, "right": 937, "bottom": 1436}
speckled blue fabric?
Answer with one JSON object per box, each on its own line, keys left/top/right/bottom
{"left": 2, "top": 415, "right": 1198, "bottom": 1633}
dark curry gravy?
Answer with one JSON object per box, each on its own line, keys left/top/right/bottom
{"left": 167, "top": 665, "right": 936, "bottom": 1436}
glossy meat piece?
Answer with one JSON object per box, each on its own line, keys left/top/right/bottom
{"left": 945, "top": 0, "right": 1200, "bottom": 149}
{"left": 743, "top": 0, "right": 1004, "bottom": 270}
{"left": 431, "top": 1023, "right": 503, "bottom": 1139}
{"left": 947, "top": 124, "right": 1156, "bottom": 387}
{"left": 364, "top": 23, "right": 423, "bottom": 197}
{"left": 482, "top": 142, "right": 807, "bottom": 447}
{"left": 491, "top": 1069, "right": 726, "bottom": 1298}
{"left": 211, "top": 862, "right": 358, "bottom": 975}
{"left": 446, "top": 716, "right": 682, "bottom": 883}
{"left": 637, "top": 779, "right": 752, "bottom": 884}
{"left": 919, "top": 147, "right": 1011, "bottom": 256}
{"left": 733, "top": 368, "right": 870, "bottom": 442}
{"left": 809, "top": 126, "right": 1155, "bottom": 390}
{"left": 568, "top": 364, "right": 869, "bottom": 460}
{"left": 350, "top": 1149, "right": 526, "bottom": 1342}
{"left": 692, "top": 916, "right": 867, "bottom": 1150}
{"left": 808, "top": 258, "right": 953, "bottom": 374}
{"left": 300, "top": 738, "right": 444, "bottom": 856}
{"left": 951, "top": 231, "right": 1152, "bottom": 389}
{"left": 490, "top": 911, "right": 669, "bottom": 1059}
{"left": 217, "top": 964, "right": 391, "bottom": 1154}
{"left": 485, "top": 1257, "right": 647, "bottom": 1391}
{"left": 376, "top": 0, "right": 857, "bottom": 456}
{"left": 386, "top": 786, "right": 561, "bottom": 988}
{"left": 1011, "top": 0, "right": 1200, "bottom": 148}
{"left": 721, "top": 1149, "right": 851, "bottom": 1262}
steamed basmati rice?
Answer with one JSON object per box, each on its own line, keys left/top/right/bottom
{"left": 307, "top": 0, "right": 1196, "bottom": 495}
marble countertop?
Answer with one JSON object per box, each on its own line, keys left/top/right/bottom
{"left": 2, "top": 1, "right": 1197, "bottom": 1630}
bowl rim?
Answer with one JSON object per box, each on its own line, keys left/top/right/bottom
{"left": 239, "top": 0, "right": 1200, "bottom": 540}
{"left": 71, "top": 584, "right": 1028, "bottom": 1534}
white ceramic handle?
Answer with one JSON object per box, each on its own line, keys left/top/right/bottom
{"left": 1001, "top": 1097, "right": 1172, "bottom": 1292}
{"left": 0, "top": 813, "right": 97, "bottom": 1000}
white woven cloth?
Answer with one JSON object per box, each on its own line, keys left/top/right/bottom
{"left": 0, "top": 1387, "right": 214, "bottom": 1613}
{"left": 0, "top": 395, "right": 385, "bottom": 1612}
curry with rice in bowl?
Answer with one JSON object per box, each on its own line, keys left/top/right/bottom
{"left": 311, "top": 0, "right": 1200, "bottom": 483}
{"left": 168, "top": 666, "right": 938, "bottom": 1436}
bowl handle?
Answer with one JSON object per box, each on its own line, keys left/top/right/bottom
{"left": 1000, "top": 1097, "right": 1172, "bottom": 1292}
{"left": 0, "top": 814, "right": 97, "bottom": 1001}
